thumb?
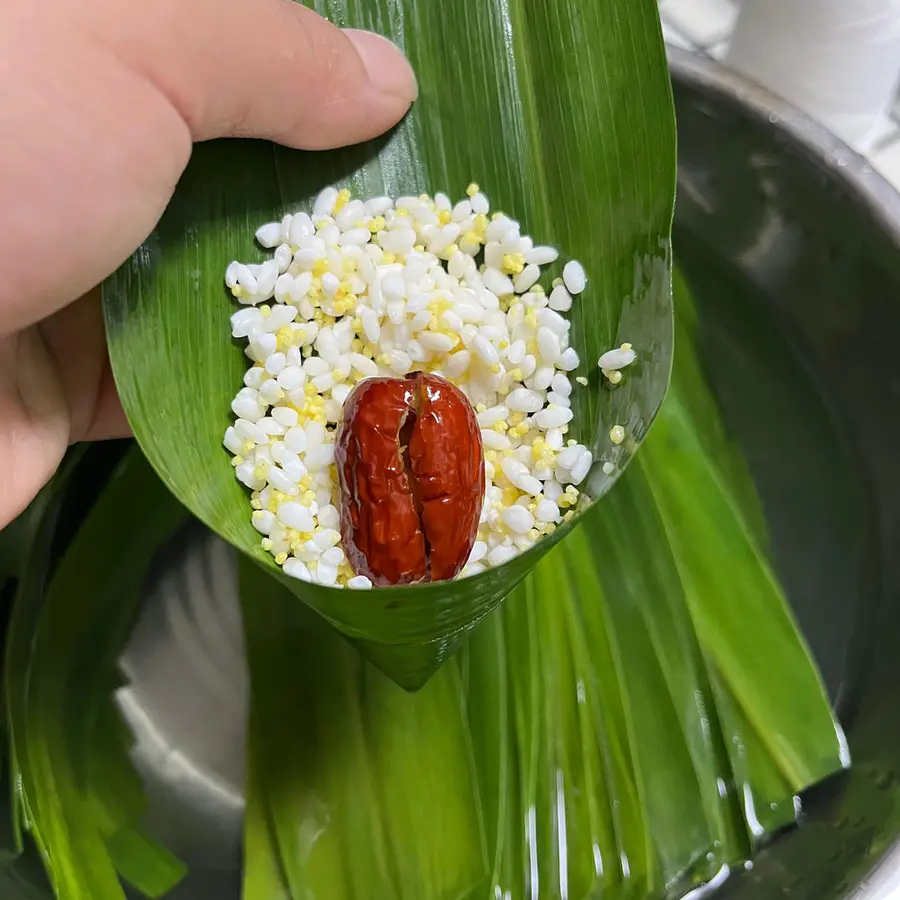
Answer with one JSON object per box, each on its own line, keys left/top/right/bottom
{"left": 105, "top": 0, "right": 418, "bottom": 149}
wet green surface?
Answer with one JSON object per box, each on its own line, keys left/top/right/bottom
{"left": 671, "top": 50, "right": 900, "bottom": 898}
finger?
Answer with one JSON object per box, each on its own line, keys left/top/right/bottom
{"left": 88, "top": 0, "right": 418, "bottom": 149}
{"left": 0, "top": 13, "right": 192, "bottom": 336}
{"left": 0, "top": 329, "right": 70, "bottom": 530}
{"left": 37, "top": 288, "right": 130, "bottom": 442}
{"left": 37, "top": 288, "right": 111, "bottom": 444}
{"left": 0, "top": 301, "right": 127, "bottom": 529}
{"left": 82, "top": 361, "right": 131, "bottom": 443}
{"left": 0, "top": 3, "right": 415, "bottom": 338}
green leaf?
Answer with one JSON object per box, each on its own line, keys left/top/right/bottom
{"left": 706, "top": 668, "right": 797, "bottom": 842}
{"left": 102, "top": 829, "right": 185, "bottom": 900}
{"left": 102, "top": 0, "right": 676, "bottom": 689}
{"left": 86, "top": 699, "right": 188, "bottom": 898}
{"left": 667, "top": 268, "right": 769, "bottom": 544}
{"left": 4, "top": 446, "right": 90, "bottom": 859}
{"left": 468, "top": 546, "right": 655, "bottom": 900}
{"left": 243, "top": 729, "right": 292, "bottom": 900}
{"left": 567, "top": 486, "right": 742, "bottom": 889}
{"left": 643, "top": 273, "right": 804, "bottom": 842}
{"left": 640, "top": 402, "right": 849, "bottom": 792}
{"left": 0, "top": 256, "right": 834, "bottom": 900}
{"left": 5, "top": 450, "right": 188, "bottom": 900}
{"left": 240, "top": 555, "right": 487, "bottom": 900}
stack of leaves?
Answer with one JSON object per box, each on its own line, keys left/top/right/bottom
{"left": 1, "top": 448, "right": 188, "bottom": 899}
{"left": 0, "top": 271, "right": 848, "bottom": 900}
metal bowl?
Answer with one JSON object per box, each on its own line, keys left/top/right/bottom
{"left": 115, "top": 49, "right": 900, "bottom": 899}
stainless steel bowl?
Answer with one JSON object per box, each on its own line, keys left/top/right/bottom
{"left": 667, "top": 48, "right": 900, "bottom": 900}
{"left": 114, "top": 49, "right": 900, "bottom": 899}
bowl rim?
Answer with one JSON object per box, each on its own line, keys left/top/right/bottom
{"left": 667, "top": 46, "right": 900, "bottom": 251}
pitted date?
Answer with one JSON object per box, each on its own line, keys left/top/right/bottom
{"left": 335, "top": 372, "right": 485, "bottom": 586}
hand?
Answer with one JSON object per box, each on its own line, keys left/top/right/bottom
{"left": 0, "top": 0, "right": 416, "bottom": 528}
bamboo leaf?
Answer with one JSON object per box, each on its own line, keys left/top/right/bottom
{"left": 86, "top": 699, "right": 188, "bottom": 898}
{"left": 4, "top": 447, "right": 91, "bottom": 860}
{"left": 240, "top": 556, "right": 487, "bottom": 900}
{"left": 706, "top": 668, "right": 797, "bottom": 842}
{"left": 566, "top": 487, "right": 743, "bottom": 890}
{"left": 0, "top": 244, "right": 848, "bottom": 900}
{"left": 4, "top": 451, "right": 187, "bottom": 900}
{"left": 0, "top": 256, "right": 839, "bottom": 900}
{"left": 659, "top": 273, "right": 805, "bottom": 842}
{"left": 472, "top": 549, "right": 655, "bottom": 900}
{"left": 640, "top": 403, "right": 850, "bottom": 792}
{"left": 102, "top": 829, "right": 185, "bottom": 900}
{"left": 667, "top": 268, "right": 769, "bottom": 544}
{"left": 102, "top": 0, "right": 676, "bottom": 689}
{"left": 243, "top": 730, "right": 292, "bottom": 900}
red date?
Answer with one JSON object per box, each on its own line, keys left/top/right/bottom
{"left": 335, "top": 372, "right": 485, "bottom": 586}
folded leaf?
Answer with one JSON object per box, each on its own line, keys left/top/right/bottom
{"left": 102, "top": 0, "right": 676, "bottom": 689}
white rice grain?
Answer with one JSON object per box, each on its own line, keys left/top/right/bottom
{"left": 506, "top": 388, "right": 544, "bottom": 413}
{"left": 502, "top": 505, "right": 535, "bottom": 534}
{"left": 255, "top": 222, "right": 282, "bottom": 249}
{"left": 598, "top": 346, "right": 636, "bottom": 370}
{"left": 525, "top": 246, "right": 559, "bottom": 266}
{"left": 225, "top": 184, "right": 597, "bottom": 586}
{"left": 277, "top": 502, "right": 315, "bottom": 532}
{"left": 563, "top": 260, "right": 587, "bottom": 294}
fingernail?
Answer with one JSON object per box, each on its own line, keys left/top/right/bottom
{"left": 345, "top": 29, "right": 418, "bottom": 103}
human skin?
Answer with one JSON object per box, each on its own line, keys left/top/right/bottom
{"left": 0, "top": 0, "right": 416, "bottom": 529}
